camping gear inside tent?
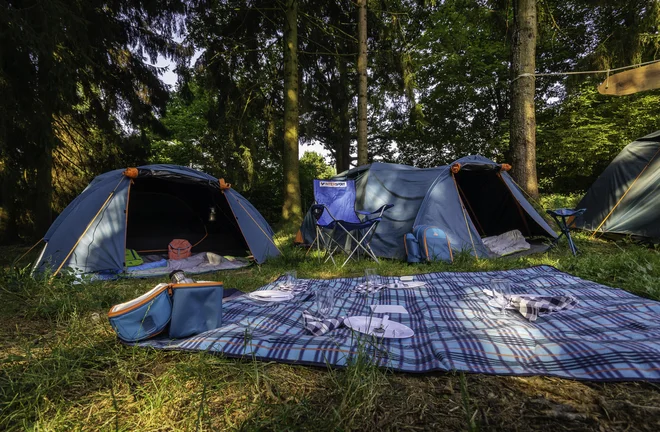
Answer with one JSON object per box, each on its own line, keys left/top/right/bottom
{"left": 298, "top": 155, "right": 557, "bottom": 260}
{"left": 33, "top": 165, "right": 280, "bottom": 278}
{"left": 574, "top": 131, "right": 660, "bottom": 241}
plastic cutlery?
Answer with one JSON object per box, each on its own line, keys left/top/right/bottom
{"left": 253, "top": 292, "right": 291, "bottom": 299}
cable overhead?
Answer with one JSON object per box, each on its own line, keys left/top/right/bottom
{"left": 513, "top": 59, "right": 660, "bottom": 81}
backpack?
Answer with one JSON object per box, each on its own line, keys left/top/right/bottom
{"left": 168, "top": 239, "right": 192, "bottom": 260}
{"left": 404, "top": 225, "right": 454, "bottom": 263}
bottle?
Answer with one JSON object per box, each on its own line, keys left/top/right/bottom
{"left": 169, "top": 270, "right": 195, "bottom": 284}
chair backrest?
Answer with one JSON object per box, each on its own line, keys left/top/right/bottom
{"left": 313, "top": 179, "right": 361, "bottom": 226}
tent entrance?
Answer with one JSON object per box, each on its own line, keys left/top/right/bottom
{"left": 453, "top": 170, "right": 547, "bottom": 238}
{"left": 125, "top": 177, "right": 250, "bottom": 257}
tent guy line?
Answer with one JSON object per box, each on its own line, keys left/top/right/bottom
{"left": 512, "top": 58, "right": 660, "bottom": 81}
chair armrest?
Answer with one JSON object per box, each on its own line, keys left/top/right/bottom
{"left": 311, "top": 204, "right": 326, "bottom": 221}
{"left": 356, "top": 204, "right": 394, "bottom": 217}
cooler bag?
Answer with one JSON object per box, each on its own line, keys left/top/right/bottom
{"left": 168, "top": 239, "right": 192, "bottom": 260}
{"left": 413, "top": 225, "right": 454, "bottom": 263}
{"left": 108, "top": 283, "right": 172, "bottom": 342}
{"left": 169, "top": 282, "right": 224, "bottom": 339}
{"left": 404, "top": 233, "right": 422, "bottom": 263}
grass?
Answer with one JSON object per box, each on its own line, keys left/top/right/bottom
{"left": 1, "top": 230, "right": 660, "bottom": 431}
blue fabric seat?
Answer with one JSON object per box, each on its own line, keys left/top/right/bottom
{"left": 310, "top": 180, "right": 392, "bottom": 266}
{"left": 546, "top": 208, "right": 586, "bottom": 256}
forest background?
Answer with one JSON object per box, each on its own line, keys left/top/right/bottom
{"left": 2, "top": 0, "right": 660, "bottom": 240}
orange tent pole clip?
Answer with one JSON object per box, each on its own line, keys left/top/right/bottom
{"left": 123, "top": 167, "right": 138, "bottom": 178}
{"left": 219, "top": 178, "right": 232, "bottom": 190}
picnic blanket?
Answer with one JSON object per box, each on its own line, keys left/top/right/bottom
{"left": 135, "top": 266, "right": 660, "bottom": 382}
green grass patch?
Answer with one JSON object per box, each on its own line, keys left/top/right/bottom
{"left": 1, "top": 229, "right": 659, "bottom": 430}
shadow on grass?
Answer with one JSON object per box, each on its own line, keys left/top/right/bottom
{"left": 1, "top": 234, "right": 659, "bottom": 430}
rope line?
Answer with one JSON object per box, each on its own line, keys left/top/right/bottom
{"left": 14, "top": 238, "right": 44, "bottom": 265}
{"left": 513, "top": 59, "right": 660, "bottom": 82}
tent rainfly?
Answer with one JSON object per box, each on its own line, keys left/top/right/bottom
{"left": 33, "top": 165, "right": 280, "bottom": 277}
{"left": 575, "top": 131, "right": 660, "bottom": 241}
{"left": 299, "top": 155, "right": 557, "bottom": 260}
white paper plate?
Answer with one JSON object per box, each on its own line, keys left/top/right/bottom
{"left": 344, "top": 316, "right": 414, "bottom": 339}
{"left": 386, "top": 281, "right": 426, "bottom": 289}
{"left": 248, "top": 290, "right": 294, "bottom": 302}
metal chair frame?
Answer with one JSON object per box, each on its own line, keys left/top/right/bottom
{"left": 311, "top": 203, "right": 392, "bottom": 267}
{"left": 546, "top": 208, "right": 586, "bottom": 256}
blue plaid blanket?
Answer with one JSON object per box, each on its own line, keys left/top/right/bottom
{"left": 135, "top": 266, "right": 660, "bottom": 381}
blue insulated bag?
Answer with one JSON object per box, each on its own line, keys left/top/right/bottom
{"left": 412, "top": 225, "right": 454, "bottom": 263}
{"left": 169, "top": 282, "right": 224, "bottom": 339}
{"left": 109, "top": 281, "right": 224, "bottom": 342}
{"left": 108, "top": 283, "right": 172, "bottom": 342}
{"left": 404, "top": 233, "right": 422, "bottom": 263}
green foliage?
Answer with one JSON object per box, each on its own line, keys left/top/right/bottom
{"left": 299, "top": 151, "right": 336, "bottom": 210}
{"left": 394, "top": 0, "right": 510, "bottom": 167}
{"left": 537, "top": 80, "right": 660, "bottom": 192}
{"left": 459, "top": 373, "right": 480, "bottom": 432}
{"left": 0, "top": 0, "right": 189, "bottom": 240}
{"left": 150, "top": 83, "right": 211, "bottom": 167}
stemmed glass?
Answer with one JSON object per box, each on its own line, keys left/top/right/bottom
{"left": 365, "top": 268, "right": 381, "bottom": 291}
{"left": 490, "top": 278, "right": 511, "bottom": 315}
{"left": 279, "top": 270, "right": 297, "bottom": 291}
{"left": 315, "top": 283, "right": 335, "bottom": 318}
{"left": 285, "top": 270, "right": 297, "bottom": 287}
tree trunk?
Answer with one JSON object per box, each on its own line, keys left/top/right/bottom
{"left": 356, "top": 0, "right": 368, "bottom": 166}
{"left": 0, "top": 161, "right": 20, "bottom": 244}
{"left": 35, "top": 147, "right": 53, "bottom": 237}
{"left": 282, "top": 0, "right": 303, "bottom": 226}
{"left": 35, "top": 54, "right": 54, "bottom": 237}
{"left": 510, "top": 0, "right": 539, "bottom": 198}
{"left": 336, "top": 59, "right": 351, "bottom": 173}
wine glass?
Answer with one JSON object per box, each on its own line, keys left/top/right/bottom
{"left": 490, "top": 278, "right": 511, "bottom": 315}
{"left": 365, "top": 268, "right": 380, "bottom": 291}
{"left": 315, "top": 284, "right": 335, "bottom": 318}
{"left": 285, "top": 270, "right": 297, "bottom": 287}
{"left": 279, "top": 270, "right": 297, "bottom": 291}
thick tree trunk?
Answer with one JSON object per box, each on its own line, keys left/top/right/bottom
{"left": 510, "top": 0, "right": 539, "bottom": 198}
{"left": 35, "top": 54, "right": 54, "bottom": 237}
{"left": 356, "top": 0, "right": 368, "bottom": 166}
{"left": 282, "top": 0, "right": 303, "bottom": 226}
{"left": 35, "top": 147, "right": 53, "bottom": 236}
{"left": 336, "top": 59, "right": 351, "bottom": 173}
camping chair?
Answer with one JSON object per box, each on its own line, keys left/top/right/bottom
{"left": 546, "top": 208, "right": 586, "bottom": 256}
{"left": 310, "top": 179, "right": 393, "bottom": 267}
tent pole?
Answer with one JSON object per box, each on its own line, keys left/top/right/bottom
{"left": 122, "top": 179, "right": 133, "bottom": 273}
{"left": 14, "top": 238, "right": 44, "bottom": 265}
{"left": 50, "top": 177, "right": 126, "bottom": 280}
{"left": 451, "top": 173, "right": 480, "bottom": 260}
{"left": 454, "top": 178, "right": 485, "bottom": 236}
{"left": 232, "top": 194, "right": 284, "bottom": 255}
{"left": 591, "top": 146, "right": 660, "bottom": 238}
{"left": 497, "top": 173, "right": 531, "bottom": 236}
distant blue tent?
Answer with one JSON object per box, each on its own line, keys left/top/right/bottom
{"left": 34, "top": 165, "right": 280, "bottom": 277}
{"left": 299, "top": 155, "right": 556, "bottom": 260}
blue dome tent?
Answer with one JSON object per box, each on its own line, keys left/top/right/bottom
{"left": 299, "top": 155, "right": 556, "bottom": 260}
{"left": 34, "top": 165, "right": 280, "bottom": 278}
